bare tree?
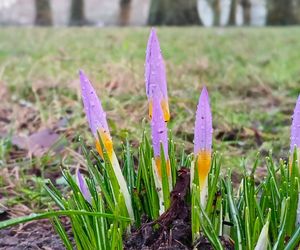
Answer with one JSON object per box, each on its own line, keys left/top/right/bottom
{"left": 267, "top": 0, "right": 298, "bottom": 25}
{"left": 240, "top": 0, "right": 251, "bottom": 25}
{"left": 148, "top": 0, "right": 201, "bottom": 25}
{"left": 211, "top": 0, "right": 221, "bottom": 26}
{"left": 228, "top": 0, "right": 237, "bottom": 25}
{"left": 119, "top": 0, "right": 132, "bottom": 26}
{"left": 35, "top": 0, "right": 52, "bottom": 26}
{"left": 70, "top": 0, "right": 86, "bottom": 26}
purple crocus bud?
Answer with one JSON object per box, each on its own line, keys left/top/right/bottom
{"left": 194, "top": 86, "right": 213, "bottom": 154}
{"left": 290, "top": 95, "right": 300, "bottom": 154}
{"left": 151, "top": 86, "right": 170, "bottom": 179}
{"left": 79, "top": 70, "right": 113, "bottom": 160}
{"left": 145, "top": 28, "right": 170, "bottom": 122}
{"left": 194, "top": 86, "right": 213, "bottom": 189}
{"left": 79, "top": 70, "right": 134, "bottom": 219}
{"left": 76, "top": 169, "right": 92, "bottom": 204}
{"left": 79, "top": 70, "right": 109, "bottom": 136}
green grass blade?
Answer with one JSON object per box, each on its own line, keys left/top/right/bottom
{"left": 225, "top": 177, "right": 244, "bottom": 249}
{"left": 51, "top": 216, "right": 73, "bottom": 250}
{"left": 284, "top": 225, "right": 300, "bottom": 250}
{"left": 0, "top": 210, "right": 131, "bottom": 230}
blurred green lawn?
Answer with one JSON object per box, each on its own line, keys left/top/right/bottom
{"left": 1, "top": 28, "right": 300, "bottom": 206}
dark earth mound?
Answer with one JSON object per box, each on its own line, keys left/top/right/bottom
{"left": 124, "top": 168, "right": 234, "bottom": 250}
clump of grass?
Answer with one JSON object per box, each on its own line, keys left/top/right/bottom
{"left": 0, "top": 138, "right": 299, "bottom": 249}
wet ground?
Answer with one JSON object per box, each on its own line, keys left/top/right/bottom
{"left": 0, "top": 220, "right": 66, "bottom": 250}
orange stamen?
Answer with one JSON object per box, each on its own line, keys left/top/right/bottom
{"left": 149, "top": 98, "right": 153, "bottom": 120}
{"left": 197, "top": 150, "right": 211, "bottom": 189}
{"left": 161, "top": 98, "right": 170, "bottom": 122}
{"left": 148, "top": 98, "right": 170, "bottom": 122}
{"left": 155, "top": 157, "right": 171, "bottom": 179}
{"left": 95, "top": 129, "right": 113, "bottom": 161}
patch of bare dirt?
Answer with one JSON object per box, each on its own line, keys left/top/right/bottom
{"left": 124, "top": 168, "right": 234, "bottom": 250}
{"left": 216, "top": 126, "right": 263, "bottom": 146}
{"left": 0, "top": 219, "right": 68, "bottom": 250}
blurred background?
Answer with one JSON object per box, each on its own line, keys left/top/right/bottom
{"left": 0, "top": 0, "right": 300, "bottom": 27}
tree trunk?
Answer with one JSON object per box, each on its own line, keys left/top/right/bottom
{"left": 228, "top": 0, "right": 237, "bottom": 25}
{"left": 35, "top": 0, "right": 52, "bottom": 26}
{"left": 240, "top": 0, "right": 251, "bottom": 25}
{"left": 148, "top": 0, "right": 201, "bottom": 26}
{"left": 267, "top": 0, "right": 298, "bottom": 25}
{"left": 70, "top": 0, "right": 86, "bottom": 26}
{"left": 212, "top": 0, "right": 221, "bottom": 26}
{"left": 119, "top": 0, "right": 132, "bottom": 26}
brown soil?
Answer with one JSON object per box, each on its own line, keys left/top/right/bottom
{"left": 125, "top": 168, "right": 191, "bottom": 250}
{"left": 0, "top": 219, "right": 66, "bottom": 250}
{"left": 124, "top": 168, "right": 234, "bottom": 250}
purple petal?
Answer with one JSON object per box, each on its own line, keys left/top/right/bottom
{"left": 145, "top": 28, "right": 168, "bottom": 100}
{"left": 79, "top": 70, "right": 110, "bottom": 136}
{"left": 290, "top": 95, "right": 300, "bottom": 153}
{"left": 76, "top": 170, "right": 92, "bottom": 204}
{"left": 151, "top": 87, "right": 168, "bottom": 158}
{"left": 194, "top": 86, "right": 213, "bottom": 155}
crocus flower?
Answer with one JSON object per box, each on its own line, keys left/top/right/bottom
{"left": 193, "top": 86, "right": 213, "bottom": 205}
{"left": 76, "top": 169, "right": 92, "bottom": 204}
{"left": 79, "top": 70, "right": 113, "bottom": 161}
{"left": 290, "top": 95, "right": 300, "bottom": 157}
{"left": 290, "top": 96, "right": 300, "bottom": 226}
{"left": 290, "top": 95, "right": 300, "bottom": 174}
{"left": 145, "top": 28, "right": 170, "bottom": 122}
{"left": 151, "top": 86, "right": 171, "bottom": 181}
{"left": 151, "top": 86, "right": 172, "bottom": 214}
{"left": 79, "top": 70, "right": 134, "bottom": 220}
